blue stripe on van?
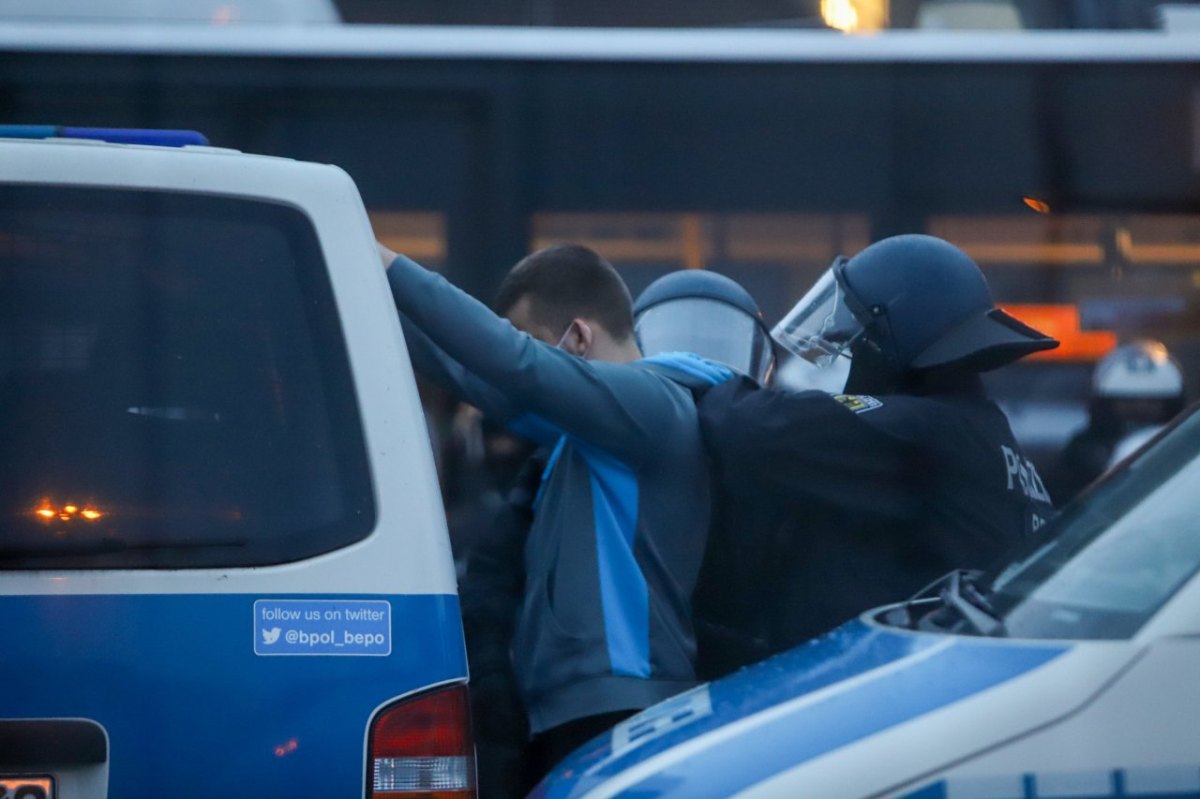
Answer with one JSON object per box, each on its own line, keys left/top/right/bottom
{"left": 0, "top": 593, "right": 466, "bottom": 798}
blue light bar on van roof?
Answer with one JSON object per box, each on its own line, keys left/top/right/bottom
{"left": 0, "top": 125, "right": 209, "bottom": 147}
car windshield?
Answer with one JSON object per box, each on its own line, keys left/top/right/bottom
{"left": 0, "top": 185, "right": 374, "bottom": 568}
{"left": 987, "top": 406, "right": 1200, "bottom": 639}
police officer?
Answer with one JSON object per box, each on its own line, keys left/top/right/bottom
{"left": 691, "top": 234, "right": 1058, "bottom": 667}
{"left": 633, "top": 269, "right": 777, "bottom": 677}
{"left": 633, "top": 269, "right": 775, "bottom": 385}
{"left": 1049, "top": 339, "right": 1186, "bottom": 503}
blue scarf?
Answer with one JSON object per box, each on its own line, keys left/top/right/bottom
{"left": 641, "top": 351, "right": 736, "bottom": 386}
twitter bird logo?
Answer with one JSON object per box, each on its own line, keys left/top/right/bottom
{"left": 262, "top": 627, "right": 282, "bottom": 645}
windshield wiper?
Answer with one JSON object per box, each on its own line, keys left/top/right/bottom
{"left": 883, "top": 569, "right": 970, "bottom": 628}
{"left": 936, "top": 570, "right": 1006, "bottom": 637}
{"left": 883, "top": 569, "right": 1007, "bottom": 637}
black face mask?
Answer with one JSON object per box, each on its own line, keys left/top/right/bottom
{"left": 846, "top": 337, "right": 987, "bottom": 397}
{"left": 844, "top": 334, "right": 901, "bottom": 395}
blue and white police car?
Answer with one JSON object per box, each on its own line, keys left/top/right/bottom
{"left": 536, "top": 402, "right": 1200, "bottom": 798}
{"left": 0, "top": 127, "right": 472, "bottom": 798}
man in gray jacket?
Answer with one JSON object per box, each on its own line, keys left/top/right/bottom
{"left": 379, "top": 243, "right": 730, "bottom": 784}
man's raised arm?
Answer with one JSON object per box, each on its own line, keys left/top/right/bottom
{"left": 382, "top": 247, "right": 680, "bottom": 461}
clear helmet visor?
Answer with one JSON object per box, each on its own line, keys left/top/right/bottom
{"left": 771, "top": 264, "right": 864, "bottom": 368}
{"left": 636, "top": 297, "right": 774, "bottom": 383}
{"left": 773, "top": 350, "right": 851, "bottom": 394}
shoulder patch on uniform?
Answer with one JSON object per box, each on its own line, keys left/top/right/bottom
{"left": 833, "top": 394, "right": 883, "bottom": 414}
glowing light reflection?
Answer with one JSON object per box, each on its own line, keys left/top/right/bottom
{"left": 31, "top": 499, "right": 106, "bottom": 522}
{"left": 1023, "top": 197, "right": 1052, "bottom": 214}
{"left": 821, "top": 0, "right": 860, "bottom": 31}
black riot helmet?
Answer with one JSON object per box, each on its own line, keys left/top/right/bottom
{"left": 773, "top": 234, "right": 1058, "bottom": 391}
{"left": 634, "top": 269, "right": 775, "bottom": 384}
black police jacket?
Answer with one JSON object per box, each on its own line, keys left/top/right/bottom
{"left": 692, "top": 373, "right": 1053, "bottom": 678}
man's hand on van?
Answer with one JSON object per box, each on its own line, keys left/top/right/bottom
{"left": 378, "top": 241, "right": 399, "bottom": 270}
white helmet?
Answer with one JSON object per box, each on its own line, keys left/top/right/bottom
{"left": 1094, "top": 340, "right": 1184, "bottom": 399}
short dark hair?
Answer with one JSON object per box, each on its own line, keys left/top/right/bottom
{"left": 494, "top": 244, "right": 634, "bottom": 341}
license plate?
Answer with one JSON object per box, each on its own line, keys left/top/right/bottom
{"left": 0, "top": 776, "right": 54, "bottom": 799}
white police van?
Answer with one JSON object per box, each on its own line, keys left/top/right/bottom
{"left": 536, "top": 403, "right": 1200, "bottom": 798}
{"left": 0, "top": 127, "right": 471, "bottom": 798}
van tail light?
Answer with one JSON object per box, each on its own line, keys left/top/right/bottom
{"left": 369, "top": 683, "right": 477, "bottom": 799}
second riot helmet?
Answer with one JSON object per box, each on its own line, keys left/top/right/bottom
{"left": 634, "top": 270, "right": 775, "bottom": 384}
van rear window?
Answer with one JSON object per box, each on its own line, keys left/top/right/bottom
{"left": 0, "top": 186, "right": 374, "bottom": 568}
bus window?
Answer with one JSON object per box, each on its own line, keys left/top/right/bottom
{"left": 370, "top": 210, "right": 447, "bottom": 269}
{"left": 531, "top": 211, "right": 869, "bottom": 323}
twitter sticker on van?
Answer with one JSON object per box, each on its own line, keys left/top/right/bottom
{"left": 254, "top": 599, "right": 392, "bottom": 656}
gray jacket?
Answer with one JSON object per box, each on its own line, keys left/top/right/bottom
{"left": 385, "top": 256, "right": 730, "bottom": 733}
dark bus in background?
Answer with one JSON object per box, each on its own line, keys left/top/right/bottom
{"left": 3, "top": 23, "right": 1200, "bottom": 477}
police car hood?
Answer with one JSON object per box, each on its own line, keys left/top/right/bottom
{"left": 532, "top": 617, "right": 1140, "bottom": 799}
